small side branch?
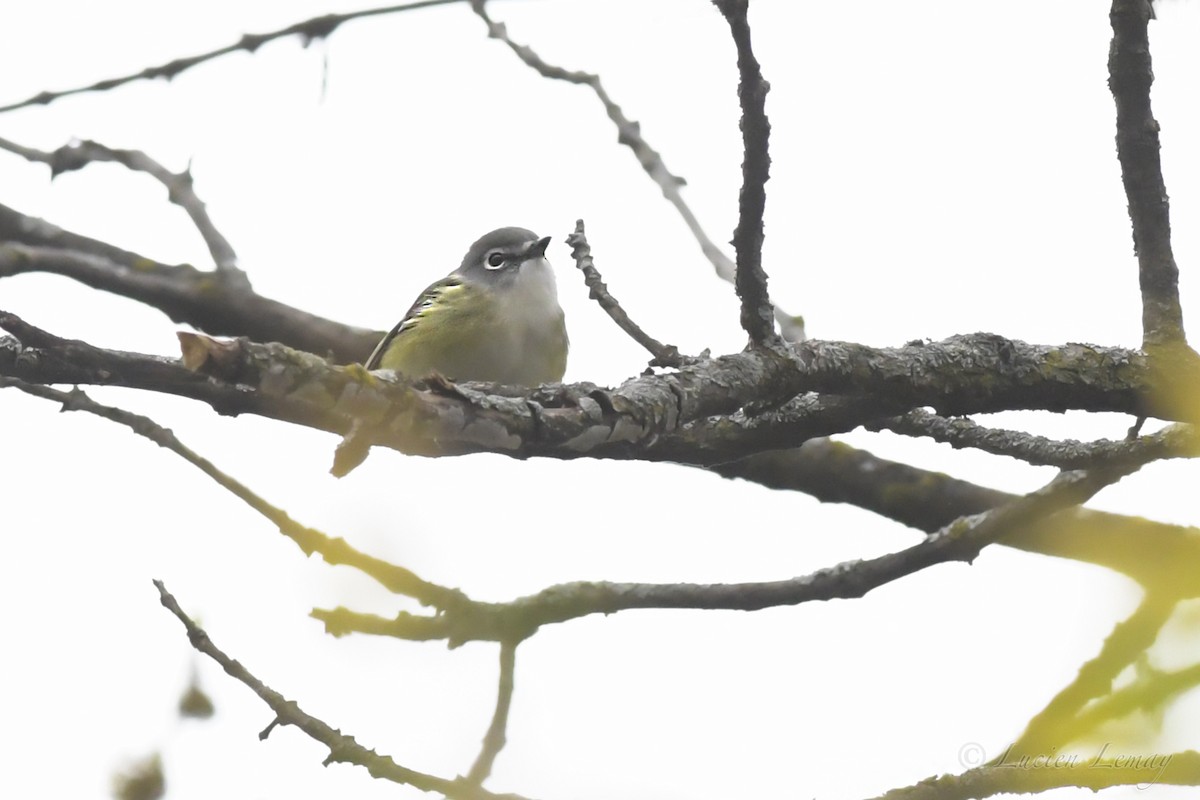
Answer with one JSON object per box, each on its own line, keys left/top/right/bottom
{"left": 1108, "top": 0, "right": 1186, "bottom": 346}
{"left": 464, "top": 641, "right": 518, "bottom": 786}
{"left": 712, "top": 0, "right": 777, "bottom": 346}
{"left": 0, "top": 135, "right": 238, "bottom": 271}
{"left": 0, "top": 373, "right": 462, "bottom": 610}
{"left": 566, "top": 220, "right": 688, "bottom": 368}
{"left": 876, "top": 409, "right": 1199, "bottom": 468}
{"left": 154, "top": 581, "right": 522, "bottom": 800}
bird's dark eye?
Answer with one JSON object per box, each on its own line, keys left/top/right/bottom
{"left": 485, "top": 251, "right": 506, "bottom": 269}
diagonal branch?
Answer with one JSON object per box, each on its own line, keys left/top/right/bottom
{"left": 0, "top": 0, "right": 468, "bottom": 115}
{"left": 710, "top": 438, "right": 1200, "bottom": 591}
{"left": 0, "top": 135, "right": 239, "bottom": 271}
{"left": 319, "top": 467, "right": 1140, "bottom": 645}
{"left": 712, "top": 0, "right": 777, "bottom": 345}
{"left": 154, "top": 580, "right": 528, "bottom": 800}
{"left": 1108, "top": 0, "right": 1186, "bottom": 347}
{"left": 0, "top": 203, "right": 379, "bottom": 363}
{"left": 1009, "top": 594, "right": 1177, "bottom": 758}
{"left": 0, "top": 374, "right": 462, "bottom": 610}
{"left": 566, "top": 219, "right": 689, "bottom": 369}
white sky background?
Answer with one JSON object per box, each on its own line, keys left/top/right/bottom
{"left": 0, "top": 1, "right": 1198, "bottom": 799}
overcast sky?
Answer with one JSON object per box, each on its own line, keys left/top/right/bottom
{"left": 1, "top": 2, "right": 1198, "bottom": 799}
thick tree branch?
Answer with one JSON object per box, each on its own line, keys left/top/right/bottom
{"left": 0, "top": 1, "right": 468, "bottom": 115}
{"left": 0, "top": 135, "right": 239, "bottom": 271}
{"left": 712, "top": 0, "right": 777, "bottom": 345}
{"left": 566, "top": 219, "right": 688, "bottom": 368}
{"left": 3, "top": 312, "right": 1182, "bottom": 468}
{"left": 0, "top": 204, "right": 379, "bottom": 363}
{"left": 154, "top": 581, "right": 527, "bottom": 800}
{"left": 710, "top": 439, "right": 1200, "bottom": 590}
{"left": 1108, "top": 0, "right": 1186, "bottom": 346}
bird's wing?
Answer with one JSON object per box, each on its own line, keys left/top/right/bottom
{"left": 363, "top": 274, "right": 466, "bottom": 370}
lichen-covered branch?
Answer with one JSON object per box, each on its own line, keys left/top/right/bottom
{"left": 876, "top": 408, "right": 1199, "bottom": 468}
{"left": 3, "top": 312, "right": 1182, "bottom": 469}
{"left": 1108, "top": 0, "right": 1186, "bottom": 346}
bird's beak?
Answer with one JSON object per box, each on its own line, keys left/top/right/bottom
{"left": 525, "top": 236, "right": 551, "bottom": 261}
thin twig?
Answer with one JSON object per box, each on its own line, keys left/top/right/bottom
{"left": 0, "top": 135, "right": 238, "bottom": 271}
{"left": 465, "top": 641, "right": 518, "bottom": 786}
{"left": 712, "top": 0, "right": 777, "bottom": 345}
{"left": 875, "top": 408, "right": 1199, "bottom": 468}
{"left": 0, "top": 374, "right": 461, "bottom": 609}
{"left": 154, "top": 581, "right": 522, "bottom": 800}
{"left": 0, "top": 0, "right": 467, "bottom": 115}
{"left": 566, "top": 219, "right": 688, "bottom": 369}
{"left": 1108, "top": 0, "right": 1186, "bottom": 346}
{"left": 1009, "top": 595, "right": 1176, "bottom": 757}
{"left": 469, "top": 1, "right": 805, "bottom": 343}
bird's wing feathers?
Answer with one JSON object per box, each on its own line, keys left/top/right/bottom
{"left": 364, "top": 275, "right": 466, "bottom": 370}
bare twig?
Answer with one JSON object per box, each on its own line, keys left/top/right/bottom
{"left": 0, "top": 373, "right": 461, "bottom": 609}
{"left": 1010, "top": 595, "right": 1176, "bottom": 757}
{"left": 465, "top": 641, "right": 518, "bottom": 786}
{"left": 565, "top": 220, "right": 689, "bottom": 369}
{"left": 154, "top": 581, "right": 522, "bottom": 800}
{"left": 1108, "top": 0, "right": 1186, "bottom": 346}
{"left": 0, "top": 1, "right": 467, "bottom": 115}
{"left": 0, "top": 135, "right": 239, "bottom": 271}
{"left": 875, "top": 408, "right": 1199, "bottom": 468}
{"left": 711, "top": 0, "right": 777, "bottom": 346}
{"left": 468, "top": 2, "right": 805, "bottom": 343}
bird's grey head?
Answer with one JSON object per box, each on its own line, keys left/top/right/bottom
{"left": 456, "top": 227, "right": 552, "bottom": 287}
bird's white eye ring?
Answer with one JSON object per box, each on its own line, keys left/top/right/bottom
{"left": 485, "top": 251, "right": 506, "bottom": 269}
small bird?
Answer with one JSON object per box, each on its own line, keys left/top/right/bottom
{"left": 364, "top": 227, "right": 568, "bottom": 386}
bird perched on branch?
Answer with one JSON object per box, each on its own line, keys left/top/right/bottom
{"left": 364, "top": 227, "right": 568, "bottom": 386}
